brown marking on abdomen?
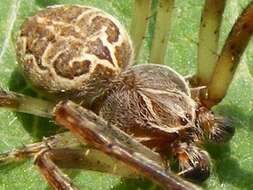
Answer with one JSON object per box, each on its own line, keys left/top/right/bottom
{"left": 59, "top": 24, "right": 85, "bottom": 40}
{"left": 87, "top": 38, "right": 114, "bottom": 65}
{"left": 91, "top": 15, "right": 120, "bottom": 43}
{"left": 53, "top": 50, "right": 91, "bottom": 79}
{"left": 91, "top": 64, "right": 117, "bottom": 83}
{"left": 72, "top": 60, "right": 92, "bottom": 77}
{"left": 21, "top": 20, "right": 56, "bottom": 70}
{"left": 114, "top": 42, "right": 132, "bottom": 69}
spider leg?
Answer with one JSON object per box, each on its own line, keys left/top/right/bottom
{"left": 35, "top": 149, "right": 79, "bottom": 190}
{"left": 0, "top": 133, "right": 80, "bottom": 190}
{"left": 197, "top": 0, "right": 226, "bottom": 85}
{"left": 0, "top": 140, "right": 48, "bottom": 165}
{"left": 54, "top": 100, "right": 202, "bottom": 190}
{"left": 0, "top": 132, "right": 80, "bottom": 165}
{"left": 203, "top": 2, "right": 253, "bottom": 107}
{"left": 48, "top": 148, "right": 138, "bottom": 177}
{"left": 130, "top": 0, "right": 152, "bottom": 60}
{"left": 171, "top": 142, "right": 210, "bottom": 182}
{"left": 0, "top": 88, "right": 54, "bottom": 118}
{"left": 150, "top": 0, "right": 175, "bottom": 64}
{"left": 0, "top": 132, "right": 137, "bottom": 177}
{"left": 189, "top": 86, "right": 207, "bottom": 103}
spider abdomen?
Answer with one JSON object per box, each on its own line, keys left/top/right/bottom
{"left": 16, "top": 5, "right": 133, "bottom": 103}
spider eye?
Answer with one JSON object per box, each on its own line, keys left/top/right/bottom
{"left": 185, "top": 113, "right": 192, "bottom": 120}
{"left": 180, "top": 117, "right": 188, "bottom": 126}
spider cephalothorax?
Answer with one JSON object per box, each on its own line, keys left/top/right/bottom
{"left": 0, "top": 2, "right": 252, "bottom": 190}
{"left": 98, "top": 63, "right": 234, "bottom": 181}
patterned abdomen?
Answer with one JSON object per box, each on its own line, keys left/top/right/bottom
{"left": 16, "top": 5, "right": 133, "bottom": 103}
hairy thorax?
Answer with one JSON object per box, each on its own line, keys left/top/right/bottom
{"left": 99, "top": 64, "right": 198, "bottom": 152}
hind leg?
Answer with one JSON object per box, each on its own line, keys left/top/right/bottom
{"left": 0, "top": 132, "right": 136, "bottom": 177}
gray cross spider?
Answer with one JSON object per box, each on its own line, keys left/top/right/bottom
{"left": 0, "top": 1, "right": 253, "bottom": 190}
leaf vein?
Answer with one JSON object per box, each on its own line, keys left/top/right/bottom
{"left": 0, "top": 0, "right": 21, "bottom": 63}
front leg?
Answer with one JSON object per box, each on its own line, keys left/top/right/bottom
{"left": 54, "top": 100, "right": 202, "bottom": 190}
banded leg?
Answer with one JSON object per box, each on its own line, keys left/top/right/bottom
{"left": 203, "top": 1, "right": 253, "bottom": 107}
{"left": 35, "top": 149, "right": 79, "bottom": 190}
{"left": 172, "top": 142, "right": 211, "bottom": 182}
{"left": 0, "top": 88, "right": 54, "bottom": 118}
{"left": 197, "top": 0, "right": 226, "bottom": 85}
{"left": 0, "top": 140, "right": 49, "bottom": 165}
{"left": 150, "top": 0, "right": 175, "bottom": 64}
{"left": 54, "top": 100, "right": 202, "bottom": 190}
{"left": 0, "top": 132, "right": 137, "bottom": 177}
{"left": 0, "top": 132, "right": 81, "bottom": 166}
{"left": 130, "top": 0, "right": 152, "bottom": 60}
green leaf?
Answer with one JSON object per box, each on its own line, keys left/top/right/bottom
{"left": 0, "top": 0, "right": 253, "bottom": 190}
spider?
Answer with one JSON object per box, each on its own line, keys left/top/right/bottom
{"left": 0, "top": 1, "right": 253, "bottom": 190}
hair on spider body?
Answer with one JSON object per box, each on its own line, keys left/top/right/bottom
{"left": 97, "top": 63, "right": 234, "bottom": 182}
{"left": 196, "top": 107, "right": 235, "bottom": 144}
{"left": 0, "top": 3, "right": 241, "bottom": 190}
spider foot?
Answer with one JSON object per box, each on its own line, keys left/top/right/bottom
{"left": 172, "top": 142, "right": 210, "bottom": 182}
{"left": 178, "top": 163, "right": 210, "bottom": 183}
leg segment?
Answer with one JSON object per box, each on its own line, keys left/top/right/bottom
{"left": 54, "top": 100, "right": 202, "bottom": 190}
{"left": 0, "top": 133, "right": 80, "bottom": 166}
{"left": 0, "top": 88, "right": 54, "bottom": 118}
{"left": 35, "top": 149, "right": 79, "bottom": 190}
{"left": 150, "top": 0, "right": 175, "bottom": 64}
{"left": 197, "top": 0, "right": 226, "bottom": 85}
{"left": 0, "top": 133, "right": 80, "bottom": 190}
{"left": 130, "top": 0, "right": 152, "bottom": 60}
{"left": 0, "top": 141, "right": 48, "bottom": 165}
{"left": 203, "top": 2, "right": 253, "bottom": 107}
{"left": 172, "top": 142, "right": 210, "bottom": 182}
{"left": 0, "top": 132, "right": 137, "bottom": 177}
